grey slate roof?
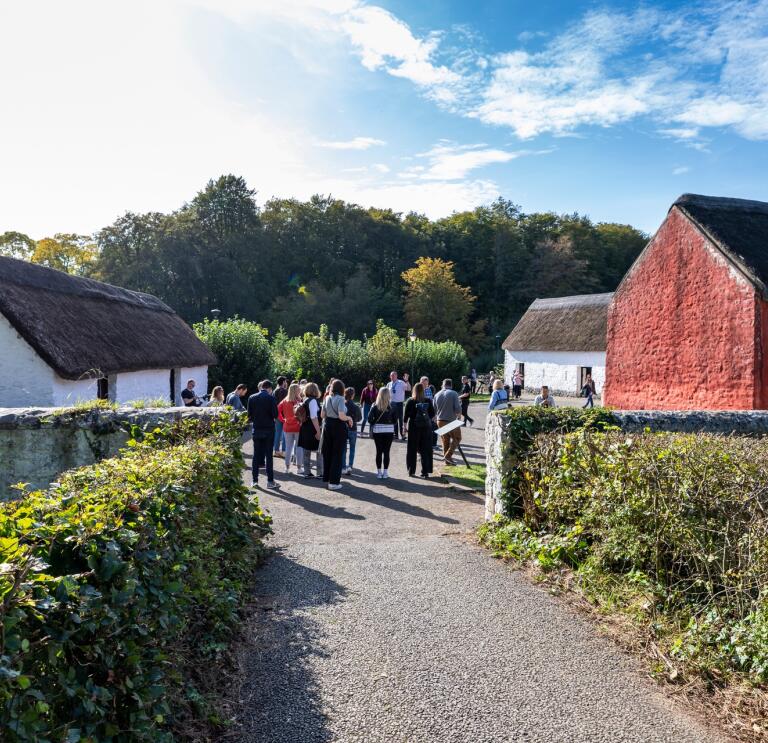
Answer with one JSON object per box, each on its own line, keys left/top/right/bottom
{"left": 502, "top": 293, "right": 613, "bottom": 353}
{"left": 0, "top": 256, "right": 216, "bottom": 380}
{"left": 674, "top": 193, "right": 768, "bottom": 294}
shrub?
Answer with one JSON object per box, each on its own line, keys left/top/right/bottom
{"left": 0, "top": 415, "right": 271, "bottom": 741}
{"left": 194, "top": 317, "right": 274, "bottom": 393}
{"left": 482, "top": 425, "right": 768, "bottom": 689}
{"left": 272, "top": 320, "right": 470, "bottom": 391}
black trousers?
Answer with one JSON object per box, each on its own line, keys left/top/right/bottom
{"left": 461, "top": 399, "right": 474, "bottom": 424}
{"left": 373, "top": 433, "right": 394, "bottom": 469}
{"left": 391, "top": 402, "right": 404, "bottom": 437}
{"left": 321, "top": 419, "right": 347, "bottom": 485}
{"left": 406, "top": 426, "right": 433, "bottom": 475}
{"left": 252, "top": 430, "right": 274, "bottom": 483}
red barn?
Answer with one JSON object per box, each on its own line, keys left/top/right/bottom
{"left": 604, "top": 194, "right": 768, "bottom": 410}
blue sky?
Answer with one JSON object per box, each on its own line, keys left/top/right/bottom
{"left": 2, "top": 0, "right": 768, "bottom": 235}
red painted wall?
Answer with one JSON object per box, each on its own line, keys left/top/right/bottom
{"left": 604, "top": 207, "right": 760, "bottom": 410}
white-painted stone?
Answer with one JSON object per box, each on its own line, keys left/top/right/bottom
{"left": 505, "top": 350, "right": 606, "bottom": 396}
{"left": 113, "top": 368, "right": 172, "bottom": 404}
{"left": 0, "top": 313, "right": 57, "bottom": 406}
{"left": 51, "top": 377, "right": 98, "bottom": 406}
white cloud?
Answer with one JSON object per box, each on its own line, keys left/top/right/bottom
{"left": 317, "top": 136, "right": 386, "bottom": 149}
{"left": 672, "top": 166, "right": 690, "bottom": 175}
{"left": 412, "top": 142, "right": 529, "bottom": 180}
{"left": 372, "top": 163, "right": 390, "bottom": 173}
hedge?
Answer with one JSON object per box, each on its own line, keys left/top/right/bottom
{"left": 481, "top": 420, "right": 768, "bottom": 696}
{"left": 0, "top": 415, "right": 271, "bottom": 741}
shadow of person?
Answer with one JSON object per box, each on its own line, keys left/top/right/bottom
{"left": 339, "top": 480, "right": 460, "bottom": 525}
{"left": 233, "top": 551, "right": 347, "bottom": 742}
{"left": 267, "top": 488, "right": 365, "bottom": 520}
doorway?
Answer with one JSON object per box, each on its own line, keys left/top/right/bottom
{"left": 578, "top": 366, "right": 592, "bottom": 393}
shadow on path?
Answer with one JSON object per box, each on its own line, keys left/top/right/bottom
{"left": 232, "top": 551, "right": 347, "bottom": 743}
{"left": 268, "top": 488, "right": 365, "bottom": 520}
{"left": 341, "top": 480, "right": 460, "bottom": 525}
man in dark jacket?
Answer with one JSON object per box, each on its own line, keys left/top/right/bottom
{"left": 247, "top": 380, "right": 281, "bottom": 490}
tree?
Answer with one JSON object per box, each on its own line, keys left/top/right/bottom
{"left": 0, "top": 231, "right": 35, "bottom": 260}
{"left": 402, "top": 257, "right": 485, "bottom": 351}
{"left": 31, "top": 233, "right": 97, "bottom": 275}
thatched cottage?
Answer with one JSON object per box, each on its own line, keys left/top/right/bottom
{"left": 0, "top": 256, "right": 216, "bottom": 407}
{"left": 502, "top": 293, "right": 612, "bottom": 396}
{"left": 605, "top": 194, "right": 768, "bottom": 410}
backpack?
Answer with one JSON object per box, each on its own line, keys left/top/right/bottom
{"left": 413, "top": 401, "right": 431, "bottom": 429}
{"left": 294, "top": 400, "right": 309, "bottom": 425}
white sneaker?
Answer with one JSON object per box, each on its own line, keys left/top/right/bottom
{"left": 376, "top": 469, "right": 383, "bottom": 479}
{"left": 382, "top": 469, "right": 390, "bottom": 479}
{"left": 328, "top": 483, "right": 342, "bottom": 491}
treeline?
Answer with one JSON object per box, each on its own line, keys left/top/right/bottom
{"left": 1, "top": 175, "right": 648, "bottom": 360}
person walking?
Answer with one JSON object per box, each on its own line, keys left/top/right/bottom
{"left": 387, "top": 371, "right": 406, "bottom": 440}
{"left": 273, "top": 376, "right": 288, "bottom": 457}
{"left": 247, "top": 380, "right": 281, "bottom": 490}
{"left": 368, "top": 387, "right": 395, "bottom": 479}
{"left": 488, "top": 379, "right": 509, "bottom": 411}
{"left": 581, "top": 373, "right": 596, "bottom": 409}
{"left": 434, "top": 379, "right": 462, "bottom": 466}
{"left": 298, "top": 382, "right": 323, "bottom": 479}
{"left": 459, "top": 375, "right": 474, "bottom": 427}
{"left": 278, "top": 383, "right": 303, "bottom": 474}
{"left": 320, "top": 379, "right": 354, "bottom": 490}
{"left": 470, "top": 368, "right": 477, "bottom": 394}
{"left": 512, "top": 369, "right": 523, "bottom": 399}
{"left": 403, "top": 382, "right": 435, "bottom": 478}
{"left": 181, "top": 379, "right": 202, "bottom": 407}
{"left": 226, "top": 384, "right": 248, "bottom": 411}
{"left": 359, "top": 380, "right": 377, "bottom": 437}
{"left": 342, "top": 387, "right": 361, "bottom": 475}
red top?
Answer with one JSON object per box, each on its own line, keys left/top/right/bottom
{"left": 278, "top": 398, "right": 301, "bottom": 433}
{"left": 360, "top": 386, "right": 378, "bottom": 404}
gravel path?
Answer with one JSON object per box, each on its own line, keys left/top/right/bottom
{"left": 233, "top": 405, "right": 724, "bottom": 743}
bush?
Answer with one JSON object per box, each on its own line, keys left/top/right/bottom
{"left": 482, "top": 425, "right": 768, "bottom": 690}
{"left": 194, "top": 317, "right": 274, "bottom": 393}
{"left": 0, "top": 415, "right": 271, "bottom": 741}
{"left": 272, "top": 320, "right": 470, "bottom": 391}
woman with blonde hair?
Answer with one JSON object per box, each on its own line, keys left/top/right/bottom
{"left": 488, "top": 378, "right": 509, "bottom": 411}
{"left": 367, "top": 386, "right": 395, "bottom": 479}
{"left": 278, "top": 383, "right": 304, "bottom": 474}
{"left": 205, "top": 386, "right": 225, "bottom": 406}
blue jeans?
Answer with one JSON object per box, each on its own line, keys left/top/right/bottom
{"left": 273, "top": 421, "right": 285, "bottom": 451}
{"left": 361, "top": 402, "right": 372, "bottom": 433}
{"left": 343, "top": 429, "right": 358, "bottom": 469}
{"left": 252, "top": 430, "right": 274, "bottom": 484}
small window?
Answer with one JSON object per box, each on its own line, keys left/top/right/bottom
{"left": 97, "top": 378, "right": 109, "bottom": 400}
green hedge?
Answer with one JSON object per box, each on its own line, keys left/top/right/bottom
{"left": 481, "top": 424, "right": 768, "bottom": 688}
{"left": 0, "top": 416, "right": 271, "bottom": 741}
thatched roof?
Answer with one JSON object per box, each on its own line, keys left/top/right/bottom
{"left": 674, "top": 194, "right": 768, "bottom": 294}
{"left": 502, "top": 293, "right": 613, "bottom": 353}
{"left": 0, "top": 256, "right": 216, "bottom": 380}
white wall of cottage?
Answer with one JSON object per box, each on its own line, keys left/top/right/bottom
{"left": 504, "top": 350, "right": 606, "bottom": 396}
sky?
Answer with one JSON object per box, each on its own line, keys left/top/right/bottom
{"left": 2, "top": 0, "right": 768, "bottom": 236}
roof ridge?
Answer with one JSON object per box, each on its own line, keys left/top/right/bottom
{"left": 530, "top": 292, "right": 614, "bottom": 309}
{"left": 674, "top": 193, "right": 768, "bottom": 215}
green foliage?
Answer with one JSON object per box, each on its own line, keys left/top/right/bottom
{"left": 492, "top": 406, "right": 617, "bottom": 515}
{"left": 0, "top": 415, "right": 271, "bottom": 741}
{"left": 481, "top": 426, "right": 768, "bottom": 688}
{"left": 271, "top": 320, "right": 469, "bottom": 391}
{"left": 194, "top": 317, "right": 274, "bottom": 393}
{"left": 124, "top": 397, "right": 172, "bottom": 409}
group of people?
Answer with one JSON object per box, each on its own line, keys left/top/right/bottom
{"left": 214, "top": 372, "right": 472, "bottom": 492}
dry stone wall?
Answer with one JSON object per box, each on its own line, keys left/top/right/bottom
{"left": 485, "top": 409, "right": 768, "bottom": 520}
{"left": 0, "top": 406, "right": 222, "bottom": 499}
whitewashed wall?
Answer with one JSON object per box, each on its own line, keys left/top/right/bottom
{"left": 51, "top": 377, "right": 98, "bottom": 406}
{"left": 0, "top": 313, "right": 57, "bottom": 406}
{"left": 178, "top": 366, "right": 209, "bottom": 405}
{"left": 112, "top": 368, "right": 171, "bottom": 404}
{"left": 505, "top": 350, "right": 606, "bottom": 396}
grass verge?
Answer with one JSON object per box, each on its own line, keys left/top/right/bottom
{"left": 441, "top": 463, "right": 486, "bottom": 491}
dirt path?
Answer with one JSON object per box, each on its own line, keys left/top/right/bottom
{"left": 232, "top": 405, "right": 723, "bottom": 743}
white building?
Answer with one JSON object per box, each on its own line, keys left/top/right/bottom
{"left": 0, "top": 255, "right": 216, "bottom": 407}
{"left": 502, "top": 293, "right": 612, "bottom": 397}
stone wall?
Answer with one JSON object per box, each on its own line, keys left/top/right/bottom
{"left": 0, "top": 406, "right": 222, "bottom": 499}
{"left": 485, "top": 409, "right": 768, "bottom": 520}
